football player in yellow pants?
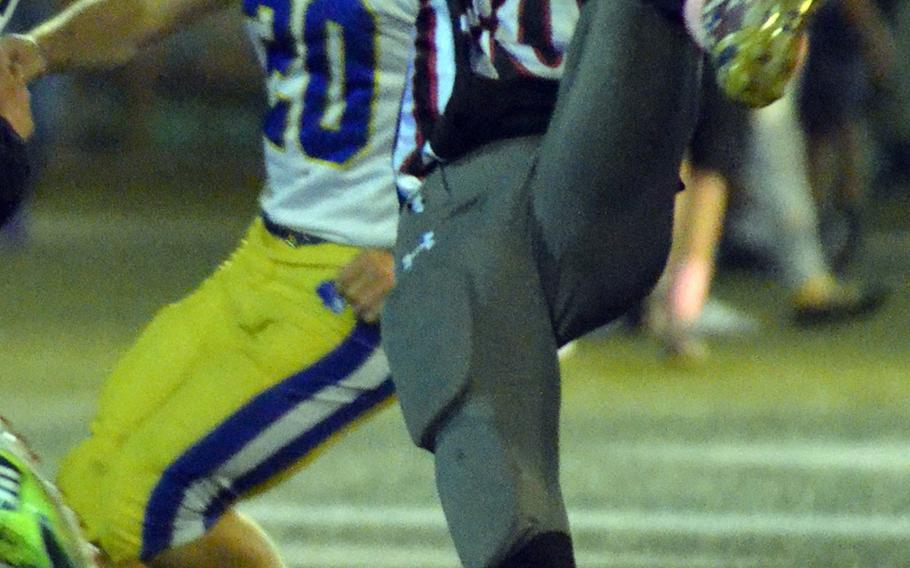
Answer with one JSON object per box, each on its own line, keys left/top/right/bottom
{"left": 0, "top": 0, "right": 415, "bottom": 566}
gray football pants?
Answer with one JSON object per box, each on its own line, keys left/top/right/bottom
{"left": 382, "top": 0, "right": 701, "bottom": 565}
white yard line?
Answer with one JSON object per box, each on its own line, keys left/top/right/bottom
{"left": 242, "top": 502, "right": 910, "bottom": 541}
{"left": 600, "top": 440, "right": 910, "bottom": 472}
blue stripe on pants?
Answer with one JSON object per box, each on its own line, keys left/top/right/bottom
{"left": 141, "top": 323, "right": 381, "bottom": 560}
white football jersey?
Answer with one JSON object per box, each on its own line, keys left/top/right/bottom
{"left": 243, "top": 0, "right": 417, "bottom": 249}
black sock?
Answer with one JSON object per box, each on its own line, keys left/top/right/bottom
{"left": 498, "top": 532, "right": 576, "bottom": 568}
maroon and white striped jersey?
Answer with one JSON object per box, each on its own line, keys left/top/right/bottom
{"left": 394, "top": 0, "right": 581, "bottom": 204}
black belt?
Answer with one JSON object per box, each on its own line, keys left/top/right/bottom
{"left": 261, "top": 214, "right": 327, "bottom": 246}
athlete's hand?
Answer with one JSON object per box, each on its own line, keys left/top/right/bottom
{"left": 0, "top": 34, "right": 47, "bottom": 84}
{"left": 336, "top": 249, "right": 395, "bottom": 324}
{"left": 0, "top": 44, "right": 33, "bottom": 139}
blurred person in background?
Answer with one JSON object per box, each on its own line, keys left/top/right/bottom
{"left": 0, "top": 27, "right": 32, "bottom": 228}
{"left": 0, "top": 1, "right": 416, "bottom": 568}
{"left": 0, "top": 0, "right": 64, "bottom": 243}
{"left": 646, "top": 61, "right": 757, "bottom": 362}
{"left": 799, "top": 0, "right": 896, "bottom": 273}
{"left": 650, "top": 51, "right": 888, "bottom": 363}
{"left": 733, "top": 81, "right": 887, "bottom": 326}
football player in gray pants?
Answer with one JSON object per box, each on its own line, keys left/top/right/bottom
{"left": 384, "top": 0, "right": 700, "bottom": 565}
{"left": 383, "top": 0, "right": 819, "bottom": 563}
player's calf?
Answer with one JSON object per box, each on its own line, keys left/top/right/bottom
{"left": 432, "top": 399, "right": 572, "bottom": 568}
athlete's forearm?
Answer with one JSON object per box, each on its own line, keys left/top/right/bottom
{"left": 28, "top": 0, "right": 228, "bottom": 76}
